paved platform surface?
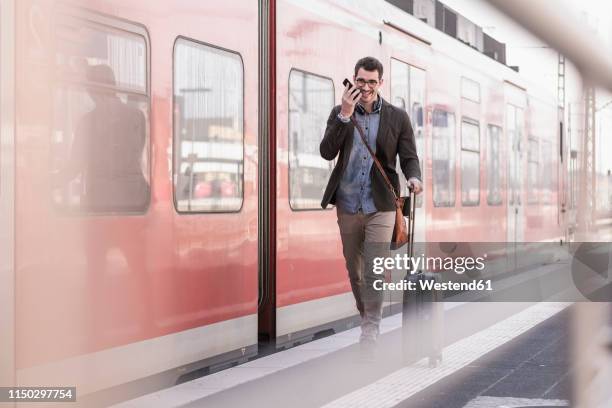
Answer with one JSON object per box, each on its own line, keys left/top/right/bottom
{"left": 322, "top": 302, "right": 570, "bottom": 408}
{"left": 396, "top": 307, "right": 571, "bottom": 408}
{"left": 115, "top": 302, "right": 570, "bottom": 408}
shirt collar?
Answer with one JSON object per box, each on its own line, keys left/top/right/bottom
{"left": 355, "top": 95, "right": 383, "bottom": 115}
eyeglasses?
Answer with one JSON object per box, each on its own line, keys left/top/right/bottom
{"left": 355, "top": 78, "right": 379, "bottom": 87}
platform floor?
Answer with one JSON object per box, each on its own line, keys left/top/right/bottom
{"left": 114, "top": 301, "right": 570, "bottom": 408}
{"left": 399, "top": 306, "right": 571, "bottom": 407}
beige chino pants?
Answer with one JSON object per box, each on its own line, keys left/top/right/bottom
{"left": 336, "top": 208, "right": 395, "bottom": 338}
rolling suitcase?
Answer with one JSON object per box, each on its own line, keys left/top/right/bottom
{"left": 401, "top": 190, "right": 443, "bottom": 367}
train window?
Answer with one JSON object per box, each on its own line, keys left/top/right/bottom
{"left": 391, "top": 59, "right": 411, "bottom": 198}
{"left": 527, "top": 137, "right": 539, "bottom": 205}
{"left": 288, "top": 70, "right": 334, "bottom": 210}
{"left": 432, "top": 110, "right": 456, "bottom": 207}
{"left": 390, "top": 59, "right": 425, "bottom": 207}
{"left": 173, "top": 38, "right": 244, "bottom": 213}
{"left": 461, "top": 77, "right": 480, "bottom": 103}
{"left": 391, "top": 59, "right": 409, "bottom": 115}
{"left": 461, "top": 119, "right": 480, "bottom": 206}
{"left": 51, "top": 19, "right": 150, "bottom": 214}
{"left": 410, "top": 67, "right": 426, "bottom": 208}
{"left": 506, "top": 105, "right": 524, "bottom": 206}
{"left": 487, "top": 125, "right": 503, "bottom": 205}
{"left": 393, "top": 97, "right": 407, "bottom": 109}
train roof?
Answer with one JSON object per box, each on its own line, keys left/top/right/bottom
{"left": 292, "top": 0, "right": 557, "bottom": 106}
{"left": 380, "top": 0, "right": 557, "bottom": 104}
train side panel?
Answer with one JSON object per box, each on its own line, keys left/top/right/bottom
{"left": 14, "top": 0, "right": 258, "bottom": 396}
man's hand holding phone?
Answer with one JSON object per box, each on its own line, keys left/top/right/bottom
{"left": 340, "top": 78, "right": 361, "bottom": 118}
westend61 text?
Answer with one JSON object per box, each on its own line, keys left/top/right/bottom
{"left": 373, "top": 279, "right": 493, "bottom": 292}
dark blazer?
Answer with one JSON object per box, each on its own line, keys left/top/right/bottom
{"left": 319, "top": 98, "right": 421, "bottom": 211}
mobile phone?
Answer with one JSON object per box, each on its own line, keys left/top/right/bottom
{"left": 343, "top": 78, "right": 360, "bottom": 95}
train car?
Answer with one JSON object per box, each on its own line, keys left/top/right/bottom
{"left": 0, "top": 0, "right": 567, "bottom": 405}
{"left": 3, "top": 0, "right": 260, "bottom": 403}
{"left": 272, "top": 0, "right": 564, "bottom": 340}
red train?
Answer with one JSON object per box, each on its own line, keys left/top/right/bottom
{"left": 0, "top": 0, "right": 566, "bottom": 402}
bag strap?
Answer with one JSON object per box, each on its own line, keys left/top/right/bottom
{"left": 350, "top": 115, "right": 399, "bottom": 201}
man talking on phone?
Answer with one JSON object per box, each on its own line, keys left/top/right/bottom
{"left": 320, "top": 56, "right": 422, "bottom": 350}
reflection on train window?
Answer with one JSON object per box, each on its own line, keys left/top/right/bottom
{"left": 173, "top": 39, "right": 244, "bottom": 213}
{"left": 461, "top": 119, "right": 480, "bottom": 206}
{"left": 51, "top": 19, "right": 150, "bottom": 214}
{"left": 487, "top": 124, "right": 503, "bottom": 205}
{"left": 432, "top": 110, "right": 456, "bottom": 207}
{"left": 288, "top": 70, "right": 334, "bottom": 210}
{"left": 527, "top": 137, "right": 539, "bottom": 205}
{"left": 390, "top": 59, "right": 426, "bottom": 207}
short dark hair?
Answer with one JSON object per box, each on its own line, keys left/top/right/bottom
{"left": 354, "top": 56, "right": 383, "bottom": 79}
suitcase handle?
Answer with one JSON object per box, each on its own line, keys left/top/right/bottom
{"left": 405, "top": 188, "right": 417, "bottom": 264}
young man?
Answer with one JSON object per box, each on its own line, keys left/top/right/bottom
{"left": 320, "top": 56, "right": 422, "bottom": 346}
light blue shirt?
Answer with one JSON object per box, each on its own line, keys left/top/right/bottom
{"left": 335, "top": 99, "right": 382, "bottom": 214}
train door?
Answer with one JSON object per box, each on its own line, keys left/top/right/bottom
{"left": 390, "top": 60, "right": 426, "bottom": 240}
{"left": 272, "top": 0, "right": 359, "bottom": 345}
{"left": 0, "top": 0, "right": 16, "bottom": 388}
{"left": 506, "top": 103, "right": 525, "bottom": 268}
{"left": 390, "top": 59, "right": 426, "bottom": 312}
